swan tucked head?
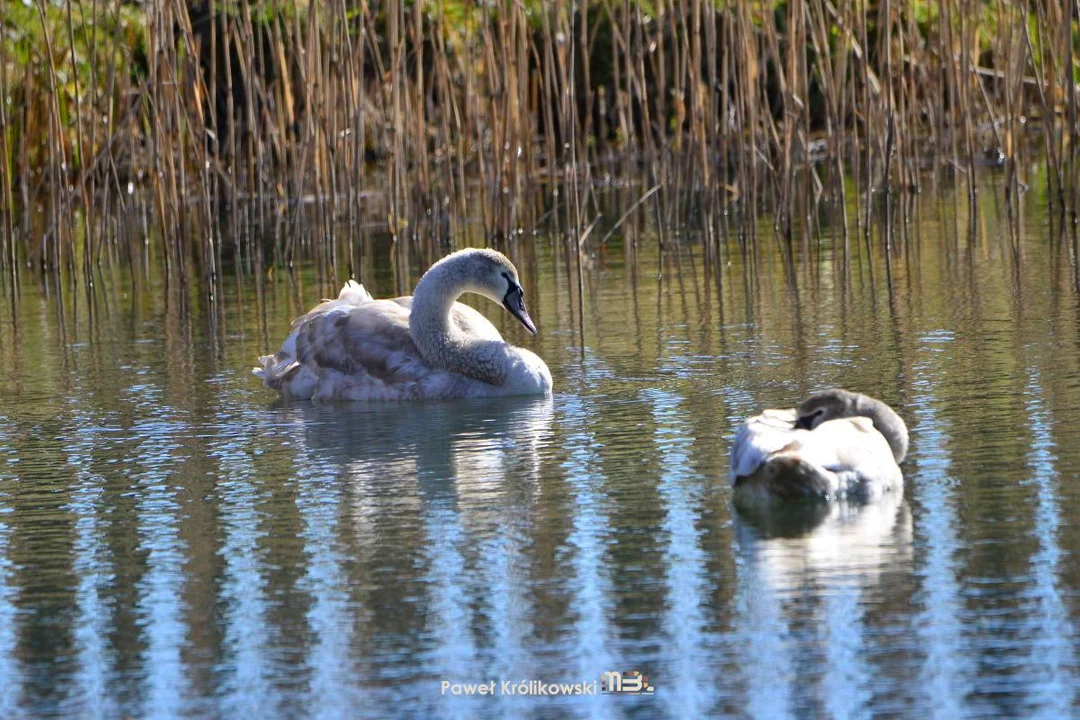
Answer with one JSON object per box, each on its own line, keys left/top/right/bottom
{"left": 430, "top": 248, "right": 537, "bottom": 335}
{"left": 795, "top": 388, "right": 909, "bottom": 463}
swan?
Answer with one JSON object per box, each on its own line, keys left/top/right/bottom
{"left": 729, "top": 389, "right": 908, "bottom": 504}
{"left": 254, "top": 248, "right": 553, "bottom": 401}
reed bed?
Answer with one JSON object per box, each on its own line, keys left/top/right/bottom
{"left": 1, "top": 0, "right": 1079, "bottom": 296}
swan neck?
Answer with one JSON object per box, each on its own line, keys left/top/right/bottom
{"left": 858, "top": 395, "right": 909, "bottom": 463}
{"left": 409, "top": 258, "right": 504, "bottom": 386}
{"left": 410, "top": 261, "right": 464, "bottom": 340}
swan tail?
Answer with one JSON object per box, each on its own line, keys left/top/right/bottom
{"left": 338, "top": 280, "right": 373, "bottom": 305}
{"left": 253, "top": 352, "right": 298, "bottom": 387}
{"left": 253, "top": 348, "right": 319, "bottom": 400}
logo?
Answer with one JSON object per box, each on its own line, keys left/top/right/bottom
{"left": 600, "top": 670, "right": 654, "bottom": 694}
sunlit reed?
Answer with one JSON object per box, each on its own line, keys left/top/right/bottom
{"left": 1, "top": 0, "right": 1078, "bottom": 294}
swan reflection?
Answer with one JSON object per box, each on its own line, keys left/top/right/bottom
{"left": 734, "top": 492, "right": 914, "bottom": 591}
{"left": 256, "top": 397, "right": 556, "bottom": 714}
{"left": 267, "top": 396, "right": 556, "bottom": 551}
{"left": 271, "top": 396, "right": 554, "bottom": 481}
{"left": 731, "top": 494, "right": 914, "bottom": 716}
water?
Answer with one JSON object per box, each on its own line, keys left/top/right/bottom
{"left": 2, "top": 186, "right": 1080, "bottom": 717}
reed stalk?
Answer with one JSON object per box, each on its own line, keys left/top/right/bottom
{"left": 0, "top": 0, "right": 1076, "bottom": 289}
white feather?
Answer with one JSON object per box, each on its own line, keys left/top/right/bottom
{"left": 730, "top": 407, "right": 903, "bottom": 503}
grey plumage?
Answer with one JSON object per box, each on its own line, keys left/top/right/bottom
{"left": 254, "top": 249, "right": 552, "bottom": 402}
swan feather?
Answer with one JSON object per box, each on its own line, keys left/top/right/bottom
{"left": 731, "top": 397, "right": 904, "bottom": 504}
{"left": 254, "top": 251, "right": 552, "bottom": 401}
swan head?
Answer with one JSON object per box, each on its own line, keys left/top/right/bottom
{"left": 440, "top": 248, "right": 538, "bottom": 335}
{"left": 795, "top": 388, "right": 909, "bottom": 463}
{"left": 499, "top": 273, "right": 536, "bottom": 335}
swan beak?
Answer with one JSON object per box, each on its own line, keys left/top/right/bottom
{"left": 503, "top": 285, "right": 537, "bottom": 335}
{"left": 794, "top": 415, "right": 813, "bottom": 430}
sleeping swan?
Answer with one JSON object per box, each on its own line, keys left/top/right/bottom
{"left": 254, "top": 248, "right": 553, "bottom": 401}
{"left": 730, "top": 389, "right": 908, "bottom": 504}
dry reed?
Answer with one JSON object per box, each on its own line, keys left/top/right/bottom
{"left": 0, "top": 0, "right": 1078, "bottom": 294}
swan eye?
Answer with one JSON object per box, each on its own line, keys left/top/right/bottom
{"left": 501, "top": 272, "right": 523, "bottom": 306}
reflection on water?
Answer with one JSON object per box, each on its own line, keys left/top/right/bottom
{"left": 733, "top": 494, "right": 913, "bottom": 718}
{"left": 1022, "top": 368, "right": 1076, "bottom": 717}
{"left": 1, "top": 180, "right": 1080, "bottom": 716}
{"left": 911, "top": 336, "right": 969, "bottom": 717}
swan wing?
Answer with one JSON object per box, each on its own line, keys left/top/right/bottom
{"left": 255, "top": 282, "right": 375, "bottom": 385}
{"left": 799, "top": 418, "right": 903, "bottom": 496}
{"left": 731, "top": 414, "right": 902, "bottom": 501}
{"left": 294, "top": 301, "right": 424, "bottom": 380}
{"left": 730, "top": 408, "right": 798, "bottom": 481}
{"left": 256, "top": 297, "right": 436, "bottom": 400}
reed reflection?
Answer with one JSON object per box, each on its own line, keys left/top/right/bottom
{"left": 647, "top": 388, "right": 714, "bottom": 717}
{"left": 557, "top": 393, "right": 617, "bottom": 718}
{"left": 0, "top": 497, "right": 18, "bottom": 717}
{"left": 1022, "top": 370, "right": 1076, "bottom": 715}
{"left": 910, "top": 335, "right": 969, "bottom": 717}
{"left": 66, "top": 414, "right": 116, "bottom": 720}
{"left": 214, "top": 431, "right": 279, "bottom": 718}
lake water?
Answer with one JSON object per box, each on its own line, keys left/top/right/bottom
{"left": 1, "top": 179, "right": 1079, "bottom": 717}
